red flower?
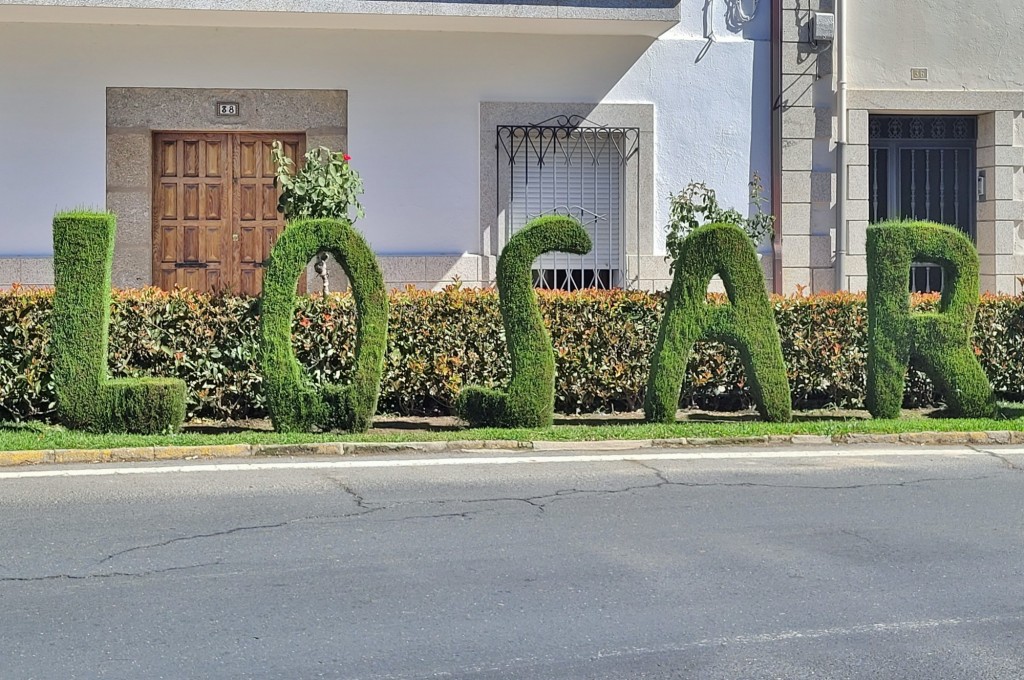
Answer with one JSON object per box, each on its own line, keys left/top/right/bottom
{"left": 343, "top": 154, "right": 352, "bottom": 162}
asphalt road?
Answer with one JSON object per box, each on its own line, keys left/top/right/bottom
{"left": 2, "top": 446, "right": 1024, "bottom": 679}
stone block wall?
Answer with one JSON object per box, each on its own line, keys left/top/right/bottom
{"left": 780, "top": 0, "right": 837, "bottom": 294}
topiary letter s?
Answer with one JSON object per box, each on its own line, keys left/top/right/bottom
{"left": 261, "top": 218, "right": 388, "bottom": 433}
{"left": 645, "top": 223, "right": 791, "bottom": 423}
{"left": 52, "top": 211, "right": 186, "bottom": 433}
{"left": 866, "top": 220, "right": 996, "bottom": 419}
{"left": 457, "top": 216, "right": 592, "bottom": 428}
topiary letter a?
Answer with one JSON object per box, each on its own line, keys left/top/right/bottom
{"left": 866, "top": 220, "right": 996, "bottom": 419}
{"left": 457, "top": 216, "right": 592, "bottom": 428}
{"left": 261, "top": 218, "right": 388, "bottom": 433}
{"left": 645, "top": 223, "right": 791, "bottom": 423}
{"left": 52, "top": 211, "right": 187, "bottom": 433}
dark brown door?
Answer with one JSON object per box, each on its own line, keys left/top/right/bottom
{"left": 153, "top": 134, "right": 232, "bottom": 293}
{"left": 153, "top": 132, "right": 306, "bottom": 295}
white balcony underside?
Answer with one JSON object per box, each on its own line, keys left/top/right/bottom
{"left": 0, "top": 2, "right": 679, "bottom": 35}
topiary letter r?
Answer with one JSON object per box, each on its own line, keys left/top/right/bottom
{"left": 866, "top": 220, "right": 996, "bottom": 419}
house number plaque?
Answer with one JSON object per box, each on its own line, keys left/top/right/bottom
{"left": 216, "top": 102, "right": 240, "bottom": 117}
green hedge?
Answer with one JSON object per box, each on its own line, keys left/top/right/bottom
{"left": 260, "top": 218, "right": 387, "bottom": 433}
{"left": 867, "top": 220, "right": 997, "bottom": 418}
{"left": 50, "top": 211, "right": 186, "bottom": 434}
{"left": 645, "top": 223, "right": 791, "bottom": 423}
{"left": 458, "top": 216, "right": 592, "bottom": 427}
{"left": 0, "top": 287, "right": 1021, "bottom": 423}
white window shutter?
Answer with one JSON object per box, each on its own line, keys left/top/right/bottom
{"left": 508, "top": 129, "right": 624, "bottom": 285}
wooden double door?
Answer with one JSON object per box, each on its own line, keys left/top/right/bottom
{"left": 153, "top": 132, "right": 306, "bottom": 296}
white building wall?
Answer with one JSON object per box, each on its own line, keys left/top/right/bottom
{"left": 0, "top": 5, "right": 769, "bottom": 289}
{"left": 848, "top": 0, "right": 1024, "bottom": 91}
{"left": 780, "top": 0, "right": 1024, "bottom": 295}
{"left": 846, "top": 0, "right": 1024, "bottom": 295}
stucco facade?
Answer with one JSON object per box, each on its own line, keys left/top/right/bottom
{"left": 779, "top": 0, "right": 1024, "bottom": 295}
{"left": 0, "top": 1, "right": 771, "bottom": 292}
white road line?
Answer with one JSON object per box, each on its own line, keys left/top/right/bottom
{"left": 629, "top": 615, "right": 1019, "bottom": 651}
{"left": 0, "top": 446, "right": 1019, "bottom": 480}
{"left": 389, "top": 615, "right": 1024, "bottom": 678}
{"left": 588, "top": 616, "right": 1020, "bottom": 661}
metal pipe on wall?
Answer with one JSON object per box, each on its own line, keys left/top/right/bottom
{"left": 834, "top": 0, "right": 849, "bottom": 291}
{"left": 770, "top": 0, "right": 783, "bottom": 294}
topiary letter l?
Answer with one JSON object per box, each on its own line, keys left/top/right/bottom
{"left": 457, "top": 216, "right": 592, "bottom": 428}
{"left": 645, "top": 223, "right": 791, "bottom": 423}
{"left": 52, "top": 211, "right": 187, "bottom": 433}
{"left": 866, "top": 220, "right": 996, "bottom": 419}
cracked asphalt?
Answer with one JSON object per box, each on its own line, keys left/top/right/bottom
{"left": 2, "top": 446, "right": 1024, "bottom": 679}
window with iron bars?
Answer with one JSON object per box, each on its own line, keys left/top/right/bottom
{"left": 868, "top": 114, "right": 978, "bottom": 293}
{"left": 497, "top": 116, "right": 640, "bottom": 290}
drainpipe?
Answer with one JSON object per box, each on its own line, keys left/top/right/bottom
{"left": 834, "top": 0, "right": 849, "bottom": 291}
{"left": 770, "top": 0, "right": 783, "bottom": 294}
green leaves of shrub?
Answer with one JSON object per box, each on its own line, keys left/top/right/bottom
{"left": 645, "top": 223, "right": 791, "bottom": 423}
{"left": 867, "top": 220, "right": 997, "bottom": 418}
{"left": 457, "top": 216, "right": 592, "bottom": 428}
{"left": 0, "top": 288, "right": 1020, "bottom": 423}
{"left": 665, "top": 174, "right": 774, "bottom": 274}
{"left": 272, "top": 143, "right": 364, "bottom": 222}
{"left": 260, "top": 218, "right": 387, "bottom": 433}
{"left": 51, "top": 211, "right": 186, "bottom": 433}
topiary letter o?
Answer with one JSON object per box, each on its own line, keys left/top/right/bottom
{"left": 52, "top": 211, "right": 186, "bottom": 433}
{"left": 457, "top": 216, "right": 592, "bottom": 428}
{"left": 645, "top": 223, "right": 791, "bottom": 423}
{"left": 261, "top": 218, "right": 388, "bottom": 432}
{"left": 866, "top": 220, "right": 996, "bottom": 419}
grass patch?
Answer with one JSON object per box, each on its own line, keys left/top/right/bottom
{"left": 1, "top": 406, "right": 1023, "bottom": 452}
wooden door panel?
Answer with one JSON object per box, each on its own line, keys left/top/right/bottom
{"left": 238, "top": 184, "right": 257, "bottom": 221}
{"left": 154, "top": 132, "right": 306, "bottom": 295}
{"left": 238, "top": 140, "right": 259, "bottom": 178}
{"left": 159, "top": 226, "right": 177, "bottom": 262}
{"left": 205, "top": 140, "right": 225, "bottom": 177}
{"left": 234, "top": 134, "right": 306, "bottom": 297}
{"left": 182, "top": 184, "right": 200, "bottom": 220}
{"left": 182, "top": 225, "right": 201, "bottom": 262}
{"left": 153, "top": 133, "right": 232, "bottom": 294}
{"left": 158, "top": 184, "right": 177, "bottom": 220}
{"left": 158, "top": 140, "right": 177, "bottom": 176}
{"left": 182, "top": 141, "right": 200, "bottom": 177}
{"left": 262, "top": 184, "right": 279, "bottom": 221}
{"left": 239, "top": 225, "right": 259, "bottom": 264}
{"left": 238, "top": 268, "right": 260, "bottom": 299}
{"left": 206, "top": 184, "right": 224, "bottom": 221}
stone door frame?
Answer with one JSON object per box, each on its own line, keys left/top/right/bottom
{"left": 106, "top": 87, "right": 347, "bottom": 288}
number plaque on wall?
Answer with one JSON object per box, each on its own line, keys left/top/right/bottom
{"left": 216, "top": 102, "right": 240, "bottom": 117}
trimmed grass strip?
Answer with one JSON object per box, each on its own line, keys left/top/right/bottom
{"left": 2, "top": 410, "right": 1024, "bottom": 452}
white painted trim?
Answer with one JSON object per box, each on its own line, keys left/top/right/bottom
{"left": 1, "top": 446, "right": 1018, "bottom": 480}
{"left": 847, "top": 89, "right": 1024, "bottom": 113}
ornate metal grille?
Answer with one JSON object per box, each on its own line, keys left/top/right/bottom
{"left": 869, "top": 115, "right": 977, "bottom": 293}
{"left": 497, "top": 116, "right": 640, "bottom": 290}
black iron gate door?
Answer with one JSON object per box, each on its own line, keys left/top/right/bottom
{"left": 868, "top": 115, "right": 977, "bottom": 292}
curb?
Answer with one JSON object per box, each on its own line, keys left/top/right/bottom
{"left": 2, "top": 430, "right": 1024, "bottom": 468}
